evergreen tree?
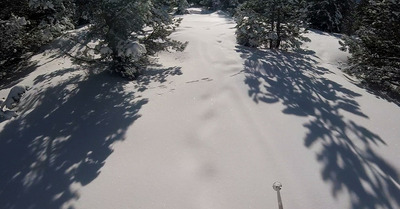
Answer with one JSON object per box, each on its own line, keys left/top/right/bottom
{"left": 74, "top": 0, "right": 97, "bottom": 25}
{"left": 187, "top": 0, "right": 238, "bottom": 11}
{"left": 1, "top": 0, "right": 185, "bottom": 80}
{"left": 340, "top": 0, "right": 400, "bottom": 94}
{"left": 1, "top": 0, "right": 75, "bottom": 78}
{"left": 186, "top": 0, "right": 202, "bottom": 6}
{"left": 83, "top": 0, "right": 187, "bottom": 79}
{"left": 27, "top": 0, "right": 75, "bottom": 41}
{"left": 176, "top": 0, "right": 190, "bottom": 14}
{"left": 219, "top": 0, "right": 239, "bottom": 12}
{"left": 235, "top": 0, "right": 308, "bottom": 49}
{"left": 306, "top": 0, "right": 356, "bottom": 33}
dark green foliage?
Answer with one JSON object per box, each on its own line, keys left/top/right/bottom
{"left": 176, "top": 0, "right": 190, "bottom": 14}
{"left": 340, "top": 0, "right": 400, "bottom": 94}
{"left": 0, "top": 0, "right": 186, "bottom": 80}
{"left": 235, "top": 0, "right": 309, "bottom": 49}
{"left": 74, "top": 0, "right": 96, "bottom": 25}
{"left": 0, "top": 0, "right": 31, "bottom": 19}
{"left": 306, "top": 0, "right": 356, "bottom": 33}
{"left": 81, "top": 0, "right": 187, "bottom": 79}
{"left": 187, "top": 0, "right": 238, "bottom": 11}
{"left": 1, "top": 0, "right": 75, "bottom": 79}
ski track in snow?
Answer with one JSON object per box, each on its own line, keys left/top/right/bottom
{"left": 1, "top": 10, "right": 400, "bottom": 209}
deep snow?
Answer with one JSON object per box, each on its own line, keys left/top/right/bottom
{"left": 1, "top": 9, "right": 399, "bottom": 209}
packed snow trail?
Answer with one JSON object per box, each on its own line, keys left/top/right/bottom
{"left": 72, "top": 11, "right": 400, "bottom": 209}
{"left": 1, "top": 9, "right": 399, "bottom": 209}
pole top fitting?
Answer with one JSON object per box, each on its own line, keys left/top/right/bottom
{"left": 273, "top": 181, "right": 282, "bottom": 191}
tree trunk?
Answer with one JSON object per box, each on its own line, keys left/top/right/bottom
{"left": 270, "top": 4, "right": 275, "bottom": 49}
{"left": 276, "top": 7, "right": 281, "bottom": 49}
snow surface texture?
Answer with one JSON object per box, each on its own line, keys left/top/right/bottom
{"left": 0, "top": 9, "right": 400, "bottom": 209}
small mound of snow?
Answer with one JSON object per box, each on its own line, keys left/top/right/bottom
{"left": 117, "top": 40, "right": 146, "bottom": 61}
{"left": 1, "top": 85, "right": 28, "bottom": 110}
{"left": 212, "top": 10, "right": 230, "bottom": 16}
{"left": 303, "top": 29, "right": 349, "bottom": 65}
{"left": 186, "top": 8, "right": 204, "bottom": 14}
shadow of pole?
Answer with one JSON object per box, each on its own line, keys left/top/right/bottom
{"left": 237, "top": 46, "right": 400, "bottom": 209}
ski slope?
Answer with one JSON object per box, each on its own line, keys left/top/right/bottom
{"left": 1, "top": 9, "right": 400, "bottom": 209}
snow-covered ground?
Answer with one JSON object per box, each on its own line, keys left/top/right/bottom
{"left": 1, "top": 9, "right": 400, "bottom": 209}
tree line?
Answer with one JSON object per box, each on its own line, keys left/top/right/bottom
{"left": 197, "top": 0, "right": 400, "bottom": 97}
{"left": 0, "top": 0, "right": 187, "bottom": 80}
{"left": 1, "top": 0, "right": 399, "bottom": 97}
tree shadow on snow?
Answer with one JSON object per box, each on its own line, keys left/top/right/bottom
{"left": 0, "top": 29, "right": 87, "bottom": 90}
{"left": 0, "top": 68, "right": 148, "bottom": 209}
{"left": 237, "top": 46, "right": 400, "bottom": 209}
{"left": 0, "top": 59, "right": 39, "bottom": 90}
{"left": 135, "top": 66, "right": 182, "bottom": 92}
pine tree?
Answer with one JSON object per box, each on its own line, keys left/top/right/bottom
{"left": 235, "top": 0, "right": 308, "bottom": 49}
{"left": 176, "top": 0, "right": 189, "bottom": 14}
{"left": 28, "top": 0, "right": 75, "bottom": 41}
{"left": 340, "top": 0, "right": 400, "bottom": 94}
{"left": 83, "top": 0, "right": 187, "bottom": 79}
{"left": 1, "top": 0, "right": 75, "bottom": 78}
{"left": 306, "top": 0, "right": 356, "bottom": 33}
{"left": 188, "top": 0, "right": 237, "bottom": 10}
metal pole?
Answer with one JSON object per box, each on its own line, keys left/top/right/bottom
{"left": 273, "top": 182, "right": 283, "bottom": 209}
